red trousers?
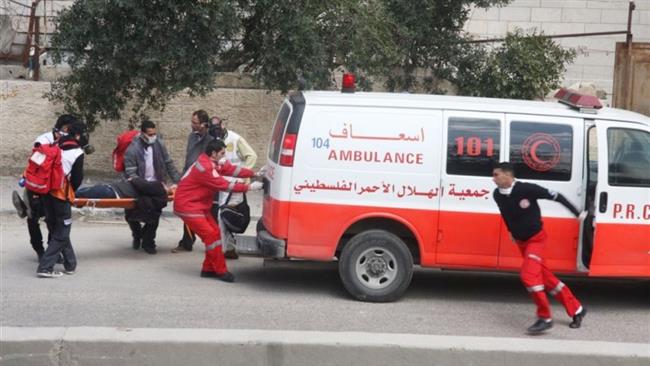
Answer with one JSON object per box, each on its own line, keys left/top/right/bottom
{"left": 181, "top": 214, "right": 227, "bottom": 275}
{"left": 516, "top": 230, "right": 582, "bottom": 320}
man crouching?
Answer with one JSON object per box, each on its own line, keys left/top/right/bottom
{"left": 173, "top": 139, "right": 262, "bottom": 282}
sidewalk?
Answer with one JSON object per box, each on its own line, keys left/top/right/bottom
{"left": 2, "top": 327, "right": 647, "bottom": 366}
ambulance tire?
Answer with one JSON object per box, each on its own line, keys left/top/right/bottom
{"left": 339, "top": 230, "right": 414, "bottom": 302}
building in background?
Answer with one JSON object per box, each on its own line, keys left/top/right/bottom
{"left": 464, "top": 0, "right": 650, "bottom": 106}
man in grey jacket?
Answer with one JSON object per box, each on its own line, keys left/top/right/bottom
{"left": 123, "top": 120, "right": 181, "bottom": 254}
{"left": 172, "top": 110, "right": 215, "bottom": 253}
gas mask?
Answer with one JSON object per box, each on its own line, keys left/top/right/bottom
{"left": 208, "top": 124, "right": 226, "bottom": 140}
{"left": 78, "top": 131, "right": 94, "bottom": 154}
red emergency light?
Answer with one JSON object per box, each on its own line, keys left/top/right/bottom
{"left": 341, "top": 73, "right": 355, "bottom": 93}
{"left": 554, "top": 88, "right": 602, "bottom": 113}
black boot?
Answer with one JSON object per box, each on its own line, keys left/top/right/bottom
{"left": 570, "top": 307, "right": 587, "bottom": 329}
{"left": 214, "top": 271, "right": 235, "bottom": 283}
{"left": 527, "top": 319, "right": 553, "bottom": 334}
{"left": 132, "top": 238, "right": 141, "bottom": 250}
{"left": 12, "top": 191, "right": 27, "bottom": 218}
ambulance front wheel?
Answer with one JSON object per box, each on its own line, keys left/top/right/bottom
{"left": 339, "top": 230, "right": 414, "bottom": 302}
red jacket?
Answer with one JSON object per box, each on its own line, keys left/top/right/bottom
{"left": 173, "top": 153, "right": 253, "bottom": 217}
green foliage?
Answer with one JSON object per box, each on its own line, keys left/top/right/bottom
{"left": 47, "top": 0, "right": 240, "bottom": 128}
{"left": 455, "top": 29, "right": 577, "bottom": 100}
{"left": 233, "top": 0, "right": 511, "bottom": 93}
{"left": 230, "top": 0, "right": 399, "bottom": 92}
{"left": 380, "top": 0, "right": 510, "bottom": 93}
{"left": 47, "top": 0, "right": 577, "bottom": 127}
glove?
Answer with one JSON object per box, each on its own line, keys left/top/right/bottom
{"left": 249, "top": 181, "right": 263, "bottom": 191}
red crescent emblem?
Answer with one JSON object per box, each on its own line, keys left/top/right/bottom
{"left": 522, "top": 133, "right": 561, "bottom": 172}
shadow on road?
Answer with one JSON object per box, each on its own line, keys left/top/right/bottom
{"left": 234, "top": 260, "right": 649, "bottom": 308}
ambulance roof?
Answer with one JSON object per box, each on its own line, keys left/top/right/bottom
{"left": 300, "top": 91, "right": 650, "bottom": 127}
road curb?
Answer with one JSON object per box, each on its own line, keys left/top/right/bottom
{"left": 1, "top": 327, "right": 648, "bottom": 366}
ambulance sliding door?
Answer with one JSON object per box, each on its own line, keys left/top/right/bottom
{"left": 589, "top": 122, "right": 650, "bottom": 277}
{"left": 497, "top": 115, "right": 584, "bottom": 272}
{"left": 437, "top": 111, "right": 504, "bottom": 268}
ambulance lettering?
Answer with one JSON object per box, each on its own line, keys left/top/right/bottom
{"left": 612, "top": 203, "right": 650, "bottom": 221}
{"left": 327, "top": 150, "right": 424, "bottom": 165}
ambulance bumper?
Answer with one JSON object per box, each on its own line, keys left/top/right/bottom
{"left": 256, "top": 230, "right": 286, "bottom": 258}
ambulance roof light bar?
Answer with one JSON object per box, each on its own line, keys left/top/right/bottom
{"left": 554, "top": 88, "right": 602, "bottom": 114}
{"left": 341, "top": 73, "right": 355, "bottom": 93}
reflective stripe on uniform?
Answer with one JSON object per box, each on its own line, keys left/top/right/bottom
{"left": 526, "top": 285, "right": 545, "bottom": 293}
{"left": 528, "top": 254, "right": 542, "bottom": 262}
{"left": 227, "top": 181, "right": 236, "bottom": 191}
{"left": 233, "top": 166, "right": 241, "bottom": 176}
{"left": 206, "top": 239, "right": 222, "bottom": 251}
{"left": 174, "top": 211, "right": 206, "bottom": 218}
{"left": 25, "top": 181, "right": 47, "bottom": 190}
{"left": 194, "top": 161, "right": 206, "bottom": 172}
{"left": 549, "top": 282, "right": 565, "bottom": 296}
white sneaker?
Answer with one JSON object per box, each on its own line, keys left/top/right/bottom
{"left": 37, "top": 271, "right": 63, "bottom": 278}
{"left": 63, "top": 270, "right": 76, "bottom": 275}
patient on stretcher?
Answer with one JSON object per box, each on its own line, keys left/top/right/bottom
{"left": 76, "top": 178, "right": 172, "bottom": 199}
{"left": 74, "top": 178, "right": 174, "bottom": 209}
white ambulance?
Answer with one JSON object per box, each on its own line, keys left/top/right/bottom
{"left": 254, "top": 79, "right": 650, "bottom": 302}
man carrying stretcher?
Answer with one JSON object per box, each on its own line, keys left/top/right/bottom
{"left": 173, "top": 139, "right": 262, "bottom": 282}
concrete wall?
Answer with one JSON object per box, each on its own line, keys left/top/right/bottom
{"left": 0, "top": 79, "right": 284, "bottom": 177}
{"left": 464, "top": 0, "right": 650, "bottom": 104}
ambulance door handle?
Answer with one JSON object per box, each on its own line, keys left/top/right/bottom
{"left": 598, "top": 192, "right": 608, "bottom": 213}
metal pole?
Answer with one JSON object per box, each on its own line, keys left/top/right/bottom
{"left": 624, "top": 1, "right": 635, "bottom": 109}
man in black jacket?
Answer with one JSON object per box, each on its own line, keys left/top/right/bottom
{"left": 492, "top": 162, "right": 587, "bottom": 334}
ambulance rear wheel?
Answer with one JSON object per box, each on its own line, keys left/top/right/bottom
{"left": 339, "top": 230, "right": 413, "bottom": 302}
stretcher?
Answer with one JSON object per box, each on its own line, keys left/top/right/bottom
{"left": 72, "top": 195, "right": 174, "bottom": 209}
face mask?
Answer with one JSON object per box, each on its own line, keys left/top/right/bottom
{"left": 144, "top": 135, "right": 157, "bottom": 145}
{"left": 217, "top": 157, "right": 227, "bottom": 166}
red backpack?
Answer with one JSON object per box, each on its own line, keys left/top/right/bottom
{"left": 112, "top": 130, "right": 139, "bottom": 172}
{"left": 23, "top": 143, "right": 65, "bottom": 195}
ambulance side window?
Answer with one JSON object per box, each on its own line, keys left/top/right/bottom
{"left": 446, "top": 118, "right": 500, "bottom": 176}
{"left": 607, "top": 128, "right": 650, "bottom": 187}
{"left": 509, "top": 122, "right": 573, "bottom": 181}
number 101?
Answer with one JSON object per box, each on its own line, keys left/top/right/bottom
{"left": 455, "top": 136, "right": 495, "bottom": 156}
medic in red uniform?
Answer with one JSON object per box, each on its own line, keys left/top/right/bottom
{"left": 173, "top": 139, "right": 261, "bottom": 282}
{"left": 492, "top": 162, "right": 587, "bottom": 334}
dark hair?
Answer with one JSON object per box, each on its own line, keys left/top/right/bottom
{"left": 494, "top": 162, "right": 515, "bottom": 175}
{"left": 205, "top": 139, "right": 226, "bottom": 155}
{"left": 193, "top": 110, "right": 210, "bottom": 126}
{"left": 68, "top": 121, "right": 87, "bottom": 136}
{"left": 140, "top": 120, "right": 156, "bottom": 132}
{"left": 54, "top": 114, "right": 77, "bottom": 130}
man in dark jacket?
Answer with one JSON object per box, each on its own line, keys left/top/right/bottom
{"left": 492, "top": 162, "right": 587, "bottom": 334}
{"left": 123, "top": 120, "right": 181, "bottom": 254}
{"left": 172, "top": 109, "right": 215, "bottom": 253}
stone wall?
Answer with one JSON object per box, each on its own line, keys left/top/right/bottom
{"left": 464, "top": 0, "right": 650, "bottom": 105}
{"left": 0, "top": 79, "right": 285, "bottom": 177}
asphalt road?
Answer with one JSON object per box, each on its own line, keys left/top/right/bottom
{"left": 1, "top": 213, "right": 648, "bottom": 343}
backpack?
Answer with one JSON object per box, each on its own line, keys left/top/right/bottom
{"left": 219, "top": 193, "right": 251, "bottom": 234}
{"left": 112, "top": 130, "right": 139, "bottom": 172}
{"left": 23, "top": 143, "right": 64, "bottom": 195}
